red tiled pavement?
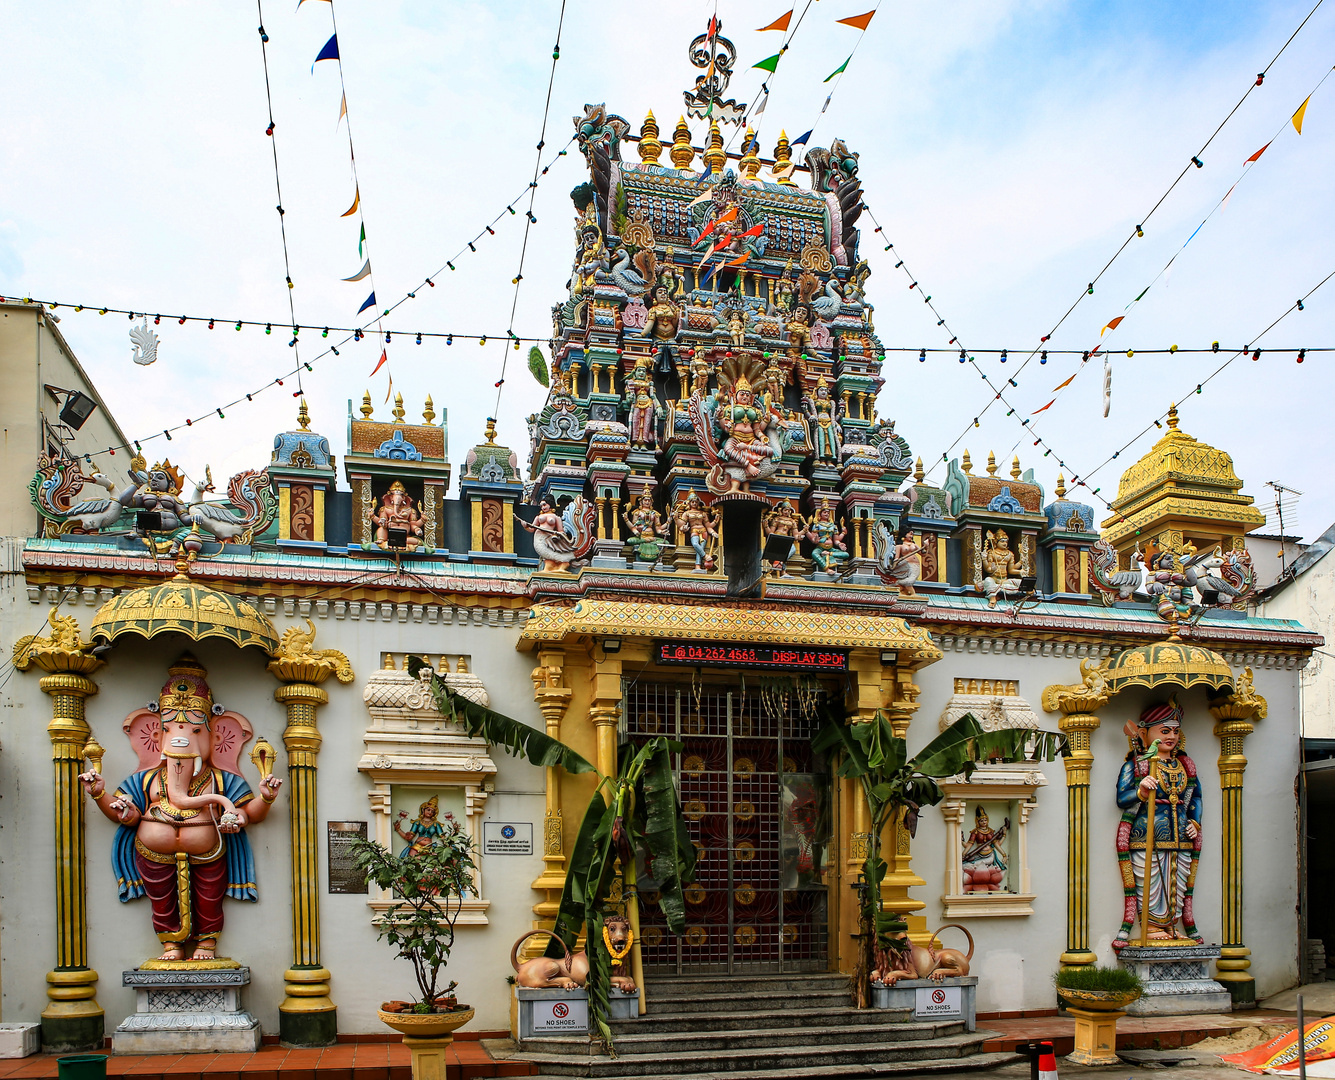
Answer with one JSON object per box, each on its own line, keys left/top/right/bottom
{"left": 978, "top": 1009, "right": 1296, "bottom": 1056}
{"left": 0, "top": 1041, "right": 535, "bottom": 1080}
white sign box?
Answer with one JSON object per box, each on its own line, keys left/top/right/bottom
{"left": 483, "top": 821, "right": 534, "bottom": 855}
{"left": 531, "top": 997, "right": 588, "bottom": 1033}
{"left": 916, "top": 985, "right": 962, "bottom": 1019}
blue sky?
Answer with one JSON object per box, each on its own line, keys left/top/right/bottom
{"left": 2, "top": 0, "right": 1332, "bottom": 538}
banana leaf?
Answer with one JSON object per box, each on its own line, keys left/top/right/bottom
{"left": 637, "top": 739, "right": 697, "bottom": 934}
{"left": 528, "top": 346, "right": 550, "bottom": 388}
{"left": 546, "top": 787, "right": 613, "bottom": 958}
{"left": 407, "top": 657, "right": 596, "bottom": 775}
{"left": 909, "top": 713, "right": 988, "bottom": 777}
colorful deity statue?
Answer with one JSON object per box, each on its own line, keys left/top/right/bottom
{"left": 873, "top": 522, "right": 922, "bottom": 596}
{"left": 774, "top": 261, "right": 796, "bottom": 313}
{"left": 79, "top": 656, "right": 281, "bottom": 962}
{"left": 806, "top": 499, "right": 849, "bottom": 575}
{"left": 1114, "top": 698, "right": 1203, "bottom": 947}
{"left": 371, "top": 481, "right": 424, "bottom": 550}
{"left": 641, "top": 284, "right": 681, "bottom": 343}
{"left": 574, "top": 207, "right": 608, "bottom": 294}
{"left": 762, "top": 500, "right": 801, "bottom": 577}
{"left": 623, "top": 358, "right": 662, "bottom": 448}
{"left": 763, "top": 355, "right": 787, "bottom": 403}
{"left": 802, "top": 377, "right": 843, "bottom": 463}
{"left": 962, "top": 806, "right": 1011, "bottom": 892}
{"left": 623, "top": 488, "right": 669, "bottom": 563}
{"left": 518, "top": 495, "right": 597, "bottom": 572}
{"left": 674, "top": 490, "right": 717, "bottom": 571}
{"left": 785, "top": 306, "right": 812, "bottom": 359}
{"left": 689, "top": 350, "right": 712, "bottom": 397}
{"left": 981, "top": 529, "right": 1025, "bottom": 607}
{"left": 689, "top": 370, "right": 790, "bottom": 494}
{"left": 395, "top": 795, "right": 455, "bottom": 857}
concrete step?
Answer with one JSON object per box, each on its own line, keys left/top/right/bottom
{"left": 521, "top": 1019, "right": 961, "bottom": 1056}
{"left": 643, "top": 973, "right": 850, "bottom": 998}
{"left": 510, "top": 1029, "right": 993, "bottom": 1077}
{"left": 580, "top": 1051, "right": 1023, "bottom": 1080}
{"left": 640, "top": 987, "right": 851, "bottom": 1014}
{"left": 611, "top": 1005, "right": 911, "bottom": 1034}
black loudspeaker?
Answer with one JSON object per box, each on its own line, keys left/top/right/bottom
{"left": 1017, "top": 576, "right": 1037, "bottom": 594}
{"left": 59, "top": 391, "right": 97, "bottom": 430}
{"left": 655, "top": 344, "right": 675, "bottom": 375}
{"left": 762, "top": 533, "right": 794, "bottom": 566}
{"left": 387, "top": 527, "right": 409, "bottom": 549}
{"left": 136, "top": 511, "right": 164, "bottom": 532}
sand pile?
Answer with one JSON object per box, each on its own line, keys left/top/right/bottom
{"left": 1190, "top": 1024, "right": 1297, "bottom": 1055}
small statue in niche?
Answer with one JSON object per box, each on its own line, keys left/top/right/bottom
{"left": 873, "top": 522, "right": 923, "bottom": 597}
{"left": 622, "top": 488, "right": 669, "bottom": 563}
{"left": 961, "top": 806, "right": 1011, "bottom": 892}
{"left": 689, "top": 350, "right": 713, "bottom": 397}
{"left": 762, "top": 500, "right": 801, "bottom": 577}
{"left": 573, "top": 208, "right": 608, "bottom": 295}
{"left": 641, "top": 284, "right": 681, "bottom": 344}
{"left": 518, "top": 495, "right": 597, "bottom": 573}
{"left": 396, "top": 794, "right": 456, "bottom": 857}
{"left": 723, "top": 305, "right": 750, "bottom": 348}
{"left": 623, "top": 358, "right": 662, "bottom": 449}
{"left": 785, "top": 305, "right": 813, "bottom": 359}
{"left": 806, "top": 498, "right": 849, "bottom": 575}
{"left": 372, "top": 481, "right": 424, "bottom": 550}
{"left": 981, "top": 529, "right": 1025, "bottom": 607}
{"left": 674, "top": 490, "right": 718, "bottom": 571}
{"left": 1114, "top": 698, "right": 1203, "bottom": 947}
{"left": 802, "top": 377, "right": 843, "bottom": 463}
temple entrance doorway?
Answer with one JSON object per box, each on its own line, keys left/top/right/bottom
{"left": 626, "top": 680, "right": 834, "bottom": 975}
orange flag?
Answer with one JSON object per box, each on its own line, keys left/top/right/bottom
{"left": 1052, "top": 374, "right": 1077, "bottom": 391}
{"left": 369, "top": 349, "right": 388, "bottom": 377}
{"left": 757, "top": 10, "right": 792, "bottom": 31}
{"left": 720, "top": 252, "right": 751, "bottom": 269}
{"left": 341, "top": 186, "right": 360, "bottom": 218}
{"left": 1100, "top": 315, "right": 1124, "bottom": 337}
{"left": 837, "top": 10, "right": 876, "bottom": 30}
{"left": 1244, "top": 140, "right": 1271, "bottom": 164}
{"left": 1032, "top": 399, "right": 1056, "bottom": 414}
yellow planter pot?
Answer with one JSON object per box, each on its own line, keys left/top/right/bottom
{"left": 378, "top": 1005, "right": 474, "bottom": 1039}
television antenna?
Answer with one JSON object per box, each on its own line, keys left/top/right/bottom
{"left": 1266, "top": 481, "right": 1303, "bottom": 574}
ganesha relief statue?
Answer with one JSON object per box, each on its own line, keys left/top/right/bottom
{"left": 79, "top": 656, "right": 281, "bottom": 964}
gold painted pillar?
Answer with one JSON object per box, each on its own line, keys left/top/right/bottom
{"left": 268, "top": 632, "right": 354, "bottom": 1047}
{"left": 1042, "top": 660, "right": 1112, "bottom": 968}
{"left": 531, "top": 649, "right": 572, "bottom": 923}
{"left": 883, "top": 669, "right": 928, "bottom": 940}
{"left": 590, "top": 645, "right": 624, "bottom": 792}
{"left": 14, "top": 617, "right": 106, "bottom": 1051}
{"left": 1211, "top": 669, "right": 1266, "bottom": 1006}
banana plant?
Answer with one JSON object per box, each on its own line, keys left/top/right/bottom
{"left": 407, "top": 658, "right": 696, "bottom": 1050}
{"left": 813, "top": 704, "right": 1067, "bottom": 1006}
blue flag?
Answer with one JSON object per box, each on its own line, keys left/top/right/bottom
{"left": 357, "top": 291, "right": 376, "bottom": 315}
{"left": 791, "top": 130, "right": 812, "bottom": 146}
{"left": 312, "top": 34, "right": 338, "bottom": 72}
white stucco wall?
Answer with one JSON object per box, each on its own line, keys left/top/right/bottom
{"left": 1261, "top": 550, "right": 1335, "bottom": 740}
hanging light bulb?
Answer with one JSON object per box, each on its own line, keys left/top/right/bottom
{"left": 918, "top": 349, "right": 926, "bottom": 363}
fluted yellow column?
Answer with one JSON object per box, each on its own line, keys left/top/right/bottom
{"left": 14, "top": 617, "right": 106, "bottom": 1051}
{"left": 269, "top": 630, "right": 354, "bottom": 1047}
{"left": 1043, "top": 660, "right": 1112, "bottom": 968}
{"left": 531, "top": 649, "right": 572, "bottom": 924}
{"left": 1211, "top": 669, "right": 1266, "bottom": 1007}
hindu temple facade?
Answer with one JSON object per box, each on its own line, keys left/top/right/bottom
{"left": 2, "top": 98, "right": 1320, "bottom": 1054}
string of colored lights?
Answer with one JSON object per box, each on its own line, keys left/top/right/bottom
{"left": 255, "top": 2, "right": 306, "bottom": 395}
{"left": 493, "top": 0, "right": 569, "bottom": 419}
{"left": 919, "top": 0, "right": 1328, "bottom": 473}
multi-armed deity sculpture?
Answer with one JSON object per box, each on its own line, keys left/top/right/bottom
{"left": 79, "top": 656, "right": 281, "bottom": 963}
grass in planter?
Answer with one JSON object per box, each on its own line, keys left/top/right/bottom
{"left": 1054, "top": 966, "right": 1144, "bottom": 993}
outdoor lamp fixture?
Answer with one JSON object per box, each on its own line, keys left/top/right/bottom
{"left": 46, "top": 385, "right": 99, "bottom": 431}
{"left": 603, "top": 638, "right": 622, "bottom": 653}
{"left": 880, "top": 651, "right": 898, "bottom": 665}
{"left": 386, "top": 527, "right": 409, "bottom": 549}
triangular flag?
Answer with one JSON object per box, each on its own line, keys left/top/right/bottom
{"left": 1244, "top": 140, "right": 1271, "bottom": 164}
{"left": 1132, "top": 286, "right": 1149, "bottom": 303}
{"left": 821, "top": 94, "right": 832, "bottom": 113}
{"left": 754, "top": 92, "right": 769, "bottom": 117}
{"left": 369, "top": 349, "right": 388, "bottom": 377}
{"left": 1032, "top": 399, "right": 1056, "bottom": 414}
{"left": 824, "top": 55, "right": 851, "bottom": 83}
{"left": 342, "top": 259, "right": 372, "bottom": 282}
{"left": 384, "top": 373, "right": 394, "bottom": 403}
{"left": 753, "top": 53, "right": 782, "bottom": 73}
{"left": 707, "top": 15, "right": 718, "bottom": 38}
{"left": 1220, "top": 183, "right": 1237, "bottom": 213}
{"left": 1183, "top": 222, "right": 1203, "bottom": 247}
{"left": 772, "top": 161, "right": 796, "bottom": 179}
{"left": 687, "top": 188, "right": 715, "bottom": 208}
{"left": 1099, "top": 316, "right": 1124, "bottom": 337}
{"left": 791, "top": 130, "right": 812, "bottom": 146}
{"left": 1293, "top": 95, "right": 1311, "bottom": 134}
{"left": 720, "top": 252, "right": 751, "bottom": 269}
{"left": 341, "top": 186, "right": 360, "bottom": 218}
{"left": 338, "top": 92, "right": 347, "bottom": 126}
{"left": 1053, "top": 374, "right": 1077, "bottom": 391}
{"left": 358, "top": 291, "right": 377, "bottom": 315}
{"left": 311, "top": 33, "right": 338, "bottom": 72}
{"left": 757, "top": 10, "right": 792, "bottom": 31}
{"left": 837, "top": 10, "right": 876, "bottom": 30}
{"left": 358, "top": 223, "right": 366, "bottom": 257}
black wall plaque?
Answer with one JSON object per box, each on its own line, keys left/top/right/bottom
{"left": 327, "top": 821, "right": 369, "bottom": 894}
{"left": 655, "top": 640, "right": 849, "bottom": 672}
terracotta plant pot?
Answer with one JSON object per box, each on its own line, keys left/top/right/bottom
{"left": 1056, "top": 986, "right": 1142, "bottom": 1012}
{"left": 378, "top": 1004, "right": 475, "bottom": 1039}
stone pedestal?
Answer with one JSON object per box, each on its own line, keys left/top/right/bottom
{"left": 515, "top": 986, "right": 638, "bottom": 1039}
{"left": 113, "top": 968, "right": 261, "bottom": 1054}
{"left": 1118, "top": 945, "right": 1233, "bottom": 1015}
{"left": 870, "top": 977, "right": 976, "bottom": 1031}
{"left": 0, "top": 1023, "right": 40, "bottom": 1058}
{"left": 402, "top": 1035, "right": 453, "bottom": 1080}
{"left": 1065, "top": 1006, "right": 1124, "bottom": 1065}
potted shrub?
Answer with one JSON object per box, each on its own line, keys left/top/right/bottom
{"left": 1055, "top": 966, "right": 1144, "bottom": 1066}
{"left": 352, "top": 821, "right": 479, "bottom": 1043}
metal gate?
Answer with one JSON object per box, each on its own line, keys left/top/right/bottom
{"left": 626, "top": 681, "right": 832, "bottom": 974}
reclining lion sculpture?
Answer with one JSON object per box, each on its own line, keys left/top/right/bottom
{"left": 510, "top": 913, "right": 636, "bottom": 993}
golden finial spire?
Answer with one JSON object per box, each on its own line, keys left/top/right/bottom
{"left": 639, "top": 110, "right": 662, "bottom": 165}
{"left": 297, "top": 398, "right": 311, "bottom": 431}
{"left": 914, "top": 457, "right": 925, "bottom": 484}
{"left": 1055, "top": 472, "right": 1067, "bottom": 499}
{"left": 772, "top": 130, "right": 795, "bottom": 186}
{"left": 986, "top": 451, "right": 998, "bottom": 476}
{"left": 484, "top": 418, "right": 498, "bottom": 444}
{"left": 392, "top": 392, "right": 405, "bottom": 423}
{"left": 1167, "top": 402, "right": 1179, "bottom": 430}
{"left": 739, "top": 127, "right": 762, "bottom": 181}
{"left": 962, "top": 450, "right": 973, "bottom": 475}
{"left": 1011, "top": 455, "right": 1021, "bottom": 480}
{"left": 423, "top": 394, "right": 436, "bottom": 424}
{"left": 360, "top": 390, "right": 374, "bottom": 418}
{"left": 669, "top": 116, "right": 694, "bottom": 169}
{"left": 703, "top": 119, "right": 726, "bottom": 175}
